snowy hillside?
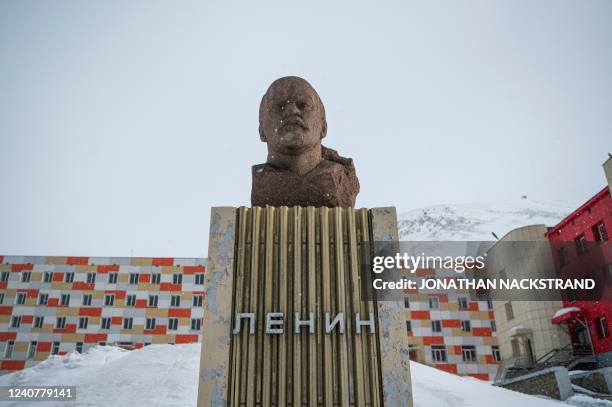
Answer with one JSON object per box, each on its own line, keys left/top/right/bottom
{"left": 398, "top": 200, "right": 575, "bottom": 241}
{"left": 0, "top": 344, "right": 609, "bottom": 407}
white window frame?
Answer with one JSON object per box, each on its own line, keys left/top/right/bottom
{"left": 195, "top": 273, "right": 204, "bottom": 285}
{"left": 146, "top": 318, "right": 156, "bottom": 330}
{"left": 173, "top": 273, "right": 182, "bottom": 285}
{"left": 191, "top": 318, "right": 201, "bottom": 331}
{"left": 126, "top": 294, "right": 136, "bottom": 307}
{"left": 461, "top": 345, "right": 477, "bottom": 362}
{"left": 169, "top": 318, "right": 179, "bottom": 331}
{"left": 431, "top": 320, "right": 442, "bottom": 333}
{"left": 129, "top": 273, "right": 139, "bottom": 285}
{"left": 171, "top": 295, "right": 181, "bottom": 307}
{"left": 431, "top": 345, "right": 447, "bottom": 362}
{"left": 15, "top": 292, "right": 27, "bottom": 305}
{"left": 100, "top": 317, "right": 111, "bottom": 330}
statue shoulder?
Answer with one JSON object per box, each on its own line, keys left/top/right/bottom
{"left": 321, "top": 145, "right": 355, "bottom": 170}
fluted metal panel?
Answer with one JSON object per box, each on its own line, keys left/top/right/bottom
{"left": 228, "top": 206, "right": 383, "bottom": 406}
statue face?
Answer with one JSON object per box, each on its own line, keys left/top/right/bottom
{"left": 259, "top": 77, "right": 326, "bottom": 156}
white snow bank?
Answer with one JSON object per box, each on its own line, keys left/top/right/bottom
{"left": 0, "top": 344, "right": 608, "bottom": 406}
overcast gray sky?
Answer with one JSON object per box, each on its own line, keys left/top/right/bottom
{"left": 1, "top": 0, "right": 610, "bottom": 257}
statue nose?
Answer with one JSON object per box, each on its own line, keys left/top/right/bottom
{"left": 284, "top": 102, "right": 300, "bottom": 115}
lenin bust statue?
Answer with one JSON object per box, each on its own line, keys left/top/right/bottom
{"left": 251, "top": 76, "right": 360, "bottom": 207}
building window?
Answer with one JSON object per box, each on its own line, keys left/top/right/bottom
{"left": 0, "top": 293, "right": 3, "bottom": 304}
{"left": 431, "top": 345, "right": 447, "bottom": 362}
{"left": 129, "top": 273, "right": 139, "bottom": 285}
{"left": 431, "top": 320, "right": 442, "bottom": 333}
{"left": 596, "top": 316, "right": 609, "bottom": 339}
{"left": 27, "top": 341, "right": 37, "bottom": 359}
{"left": 404, "top": 297, "right": 410, "bottom": 309}
{"left": 52, "top": 341, "right": 60, "bottom": 355}
{"left": 65, "top": 272, "right": 74, "bottom": 283}
{"left": 195, "top": 273, "right": 204, "bottom": 285}
{"left": 193, "top": 295, "right": 203, "bottom": 307}
{"left": 5, "top": 340, "right": 15, "bottom": 358}
{"left": 86, "top": 273, "right": 96, "bottom": 284}
{"left": 11, "top": 316, "right": 21, "bottom": 328}
{"left": 21, "top": 271, "right": 31, "bottom": 282}
{"left": 123, "top": 317, "right": 133, "bottom": 330}
{"left": 126, "top": 294, "right": 136, "bottom": 307}
{"left": 505, "top": 301, "right": 514, "bottom": 321}
{"left": 108, "top": 273, "right": 118, "bottom": 284}
{"left": 101, "top": 317, "right": 111, "bottom": 330}
{"left": 593, "top": 222, "right": 608, "bottom": 242}
{"left": 191, "top": 318, "right": 201, "bottom": 331}
{"left": 491, "top": 320, "right": 497, "bottom": 332}
{"left": 151, "top": 274, "right": 161, "bottom": 284}
{"left": 34, "top": 316, "right": 44, "bottom": 328}
{"left": 82, "top": 294, "right": 92, "bottom": 306}
{"left": 487, "top": 300, "right": 493, "bottom": 310}
{"left": 605, "top": 263, "right": 612, "bottom": 285}
{"left": 60, "top": 294, "right": 70, "bottom": 306}
{"left": 492, "top": 345, "right": 501, "bottom": 362}
{"left": 171, "top": 295, "right": 181, "bottom": 307}
{"left": 575, "top": 235, "right": 588, "bottom": 256}
{"left": 1, "top": 271, "right": 9, "bottom": 282}
{"left": 56, "top": 317, "right": 66, "bottom": 329}
{"left": 169, "top": 318, "right": 179, "bottom": 331}
{"left": 461, "top": 320, "right": 471, "bottom": 332}
{"left": 105, "top": 294, "right": 115, "bottom": 306}
{"left": 173, "top": 273, "right": 183, "bottom": 285}
{"left": 461, "top": 345, "right": 477, "bottom": 362}
{"left": 558, "top": 247, "right": 569, "bottom": 267}
{"left": 44, "top": 271, "right": 53, "bottom": 283}
{"left": 38, "top": 293, "right": 48, "bottom": 305}
{"left": 406, "top": 320, "right": 412, "bottom": 333}
{"left": 75, "top": 342, "right": 83, "bottom": 353}
{"left": 99, "top": 342, "right": 106, "bottom": 346}
{"left": 146, "top": 318, "right": 156, "bottom": 330}
{"left": 15, "top": 292, "right": 27, "bottom": 305}
{"left": 148, "top": 295, "right": 158, "bottom": 307}
{"left": 78, "top": 317, "right": 88, "bottom": 329}
{"left": 428, "top": 297, "right": 439, "bottom": 309}
{"left": 458, "top": 298, "right": 469, "bottom": 310}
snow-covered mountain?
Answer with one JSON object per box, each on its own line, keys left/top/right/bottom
{"left": 398, "top": 200, "right": 576, "bottom": 241}
{"left": 0, "top": 344, "right": 606, "bottom": 407}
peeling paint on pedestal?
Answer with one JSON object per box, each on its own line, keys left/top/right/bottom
{"left": 197, "top": 207, "right": 237, "bottom": 407}
{"left": 371, "top": 207, "right": 414, "bottom": 407}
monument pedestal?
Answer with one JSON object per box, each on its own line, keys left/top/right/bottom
{"left": 198, "top": 206, "right": 412, "bottom": 406}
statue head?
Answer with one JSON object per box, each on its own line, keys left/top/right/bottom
{"left": 259, "top": 76, "right": 327, "bottom": 156}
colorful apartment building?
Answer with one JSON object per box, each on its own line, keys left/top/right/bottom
{"left": 546, "top": 184, "right": 612, "bottom": 367}
{"left": 404, "top": 268, "right": 501, "bottom": 381}
{"left": 0, "top": 255, "right": 206, "bottom": 374}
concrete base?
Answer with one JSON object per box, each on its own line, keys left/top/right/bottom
{"left": 571, "top": 367, "right": 612, "bottom": 395}
{"left": 197, "top": 206, "right": 413, "bottom": 406}
{"left": 495, "top": 366, "right": 574, "bottom": 400}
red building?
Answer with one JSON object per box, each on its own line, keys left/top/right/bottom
{"left": 546, "top": 185, "right": 612, "bottom": 367}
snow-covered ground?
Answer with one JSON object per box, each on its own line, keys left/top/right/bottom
{"left": 0, "top": 344, "right": 609, "bottom": 407}
{"left": 398, "top": 199, "right": 575, "bottom": 241}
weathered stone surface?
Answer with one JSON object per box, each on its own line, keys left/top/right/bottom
{"left": 252, "top": 76, "right": 359, "bottom": 207}
{"left": 495, "top": 366, "right": 574, "bottom": 400}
